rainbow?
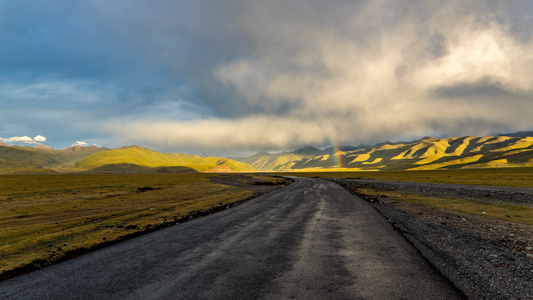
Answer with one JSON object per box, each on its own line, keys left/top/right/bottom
{"left": 328, "top": 122, "right": 344, "bottom": 168}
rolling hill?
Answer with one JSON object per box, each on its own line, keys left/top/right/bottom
{"left": 240, "top": 134, "right": 533, "bottom": 171}
{"left": 0, "top": 144, "right": 108, "bottom": 174}
{"left": 75, "top": 146, "right": 255, "bottom": 173}
{"left": 0, "top": 144, "right": 106, "bottom": 167}
{"left": 2, "top": 132, "right": 533, "bottom": 173}
{"left": 0, "top": 144, "right": 254, "bottom": 174}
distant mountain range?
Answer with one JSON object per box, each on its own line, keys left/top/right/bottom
{"left": 1, "top": 132, "right": 532, "bottom": 174}
{"left": 236, "top": 132, "right": 533, "bottom": 171}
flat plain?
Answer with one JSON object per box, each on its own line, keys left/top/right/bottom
{"left": 3, "top": 167, "right": 532, "bottom": 283}
{"left": 0, "top": 173, "right": 288, "bottom": 279}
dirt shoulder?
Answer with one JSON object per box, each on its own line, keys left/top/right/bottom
{"left": 335, "top": 178, "right": 533, "bottom": 255}
{"left": 330, "top": 178, "right": 533, "bottom": 299}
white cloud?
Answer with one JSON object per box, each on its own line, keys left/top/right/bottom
{"left": 0, "top": 135, "right": 47, "bottom": 144}
{"left": 73, "top": 141, "right": 88, "bottom": 146}
{"left": 34, "top": 135, "right": 47, "bottom": 142}
{"left": 411, "top": 21, "right": 533, "bottom": 93}
{"left": 0, "top": 136, "right": 34, "bottom": 144}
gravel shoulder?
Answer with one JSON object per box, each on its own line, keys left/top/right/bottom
{"left": 330, "top": 178, "right": 533, "bottom": 300}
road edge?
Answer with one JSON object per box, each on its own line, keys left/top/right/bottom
{"left": 330, "top": 178, "right": 533, "bottom": 299}
{"left": 0, "top": 176, "right": 294, "bottom": 282}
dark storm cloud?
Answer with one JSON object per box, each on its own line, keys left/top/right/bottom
{"left": 1, "top": 0, "right": 533, "bottom": 153}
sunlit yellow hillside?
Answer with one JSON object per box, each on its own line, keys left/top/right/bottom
{"left": 76, "top": 146, "right": 255, "bottom": 172}
{"left": 241, "top": 134, "right": 533, "bottom": 171}
{"left": 2, "top": 133, "right": 533, "bottom": 173}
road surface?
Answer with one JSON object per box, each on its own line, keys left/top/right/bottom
{"left": 1, "top": 177, "right": 464, "bottom": 299}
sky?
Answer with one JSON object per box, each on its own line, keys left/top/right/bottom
{"left": 1, "top": 0, "right": 533, "bottom": 156}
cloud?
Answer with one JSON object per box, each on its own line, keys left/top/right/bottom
{"left": 73, "top": 141, "right": 88, "bottom": 147}
{"left": 3, "top": 0, "right": 533, "bottom": 153}
{"left": 0, "top": 136, "right": 34, "bottom": 144}
{"left": 104, "top": 116, "right": 331, "bottom": 153}
{"left": 0, "top": 135, "right": 46, "bottom": 144}
{"left": 34, "top": 135, "right": 47, "bottom": 142}
{"left": 105, "top": 0, "right": 533, "bottom": 153}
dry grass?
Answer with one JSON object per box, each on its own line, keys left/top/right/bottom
{"left": 0, "top": 173, "right": 280, "bottom": 276}
{"left": 358, "top": 188, "right": 533, "bottom": 225}
{"left": 278, "top": 167, "right": 533, "bottom": 187}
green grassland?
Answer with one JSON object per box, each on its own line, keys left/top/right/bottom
{"left": 0, "top": 173, "right": 284, "bottom": 278}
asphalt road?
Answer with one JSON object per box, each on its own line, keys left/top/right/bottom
{"left": 1, "top": 177, "right": 465, "bottom": 299}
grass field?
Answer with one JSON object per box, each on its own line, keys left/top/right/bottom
{"left": 3, "top": 167, "right": 532, "bottom": 279}
{"left": 0, "top": 173, "right": 284, "bottom": 278}
{"left": 357, "top": 188, "right": 533, "bottom": 225}
{"left": 277, "top": 167, "right": 533, "bottom": 187}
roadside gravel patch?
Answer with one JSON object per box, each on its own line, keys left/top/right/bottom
{"left": 372, "top": 203, "right": 532, "bottom": 300}
{"left": 344, "top": 178, "right": 533, "bottom": 205}
{"left": 330, "top": 178, "right": 533, "bottom": 299}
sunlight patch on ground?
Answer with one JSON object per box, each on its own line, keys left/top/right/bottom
{"left": 409, "top": 155, "right": 484, "bottom": 170}
{"left": 362, "top": 158, "right": 383, "bottom": 165}
{"left": 349, "top": 154, "right": 371, "bottom": 163}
